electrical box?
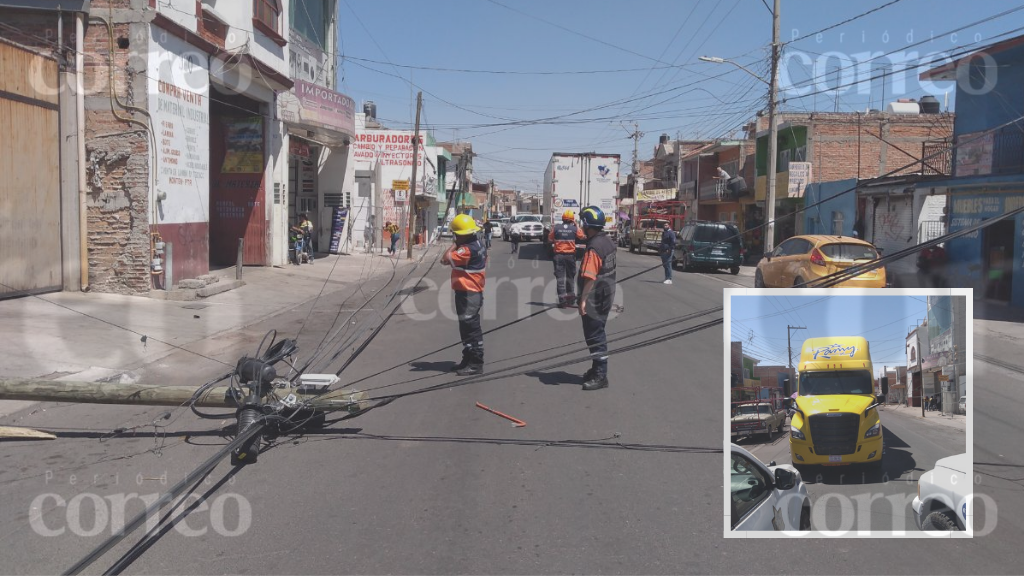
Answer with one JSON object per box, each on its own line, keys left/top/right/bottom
{"left": 298, "top": 374, "right": 339, "bottom": 394}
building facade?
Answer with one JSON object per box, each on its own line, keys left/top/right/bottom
{"left": 0, "top": 0, "right": 294, "bottom": 296}
{"left": 920, "top": 36, "right": 1024, "bottom": 307}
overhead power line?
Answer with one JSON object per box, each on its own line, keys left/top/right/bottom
{"left": 786, "top": 0, "right": 907, "bottom": 45}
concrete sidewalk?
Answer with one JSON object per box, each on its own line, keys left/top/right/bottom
{"left": 0, "top": 248, "right": 421, "bottom": 385}
{"left": 880, "top": 403, "right": 966, "bottom": 432}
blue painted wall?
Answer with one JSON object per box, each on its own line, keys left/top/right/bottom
{"left": 803, "top": 179, "right": 858, "bottom": 236}
{"left": 946, "top": 192, "right": 1024, "bottom": 307}
{"left": 951, "top": 43, "right": 1024, "bottom": 136}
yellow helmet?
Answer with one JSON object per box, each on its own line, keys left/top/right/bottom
{"left": 562, "top": 209, "right": 575, "bottom": 221}
{"left": 450, "top": 214, "right": 480, "bottom": 236}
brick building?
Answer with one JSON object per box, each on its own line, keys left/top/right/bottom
{"left": 0, "top": 0, "right": 294, "bottom": 297}
{"left": 750, "top": 110, "right": 954, "bottom": 249}
{"left": 752, "top": 365, "right": 796, "bottom": 397}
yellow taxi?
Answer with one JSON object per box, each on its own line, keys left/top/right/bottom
{"left": 754, "top": 235, "right": 886, "bottom": 288}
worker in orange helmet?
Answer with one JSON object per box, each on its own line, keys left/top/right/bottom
{"left": 441, "top": 214, "right": 487, "bottom": 376}
{"left": 549, "top": 209, "right": 586, "bottom": 308}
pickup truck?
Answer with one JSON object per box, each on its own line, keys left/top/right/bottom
{"left": 731, "top": 402, "right": 787, "bottom": 441}
{"left": 628, "top": 218, "right": 669, "bottom": 254}
{"left": 912, "top": 453, "right": 970, "bottom": 531}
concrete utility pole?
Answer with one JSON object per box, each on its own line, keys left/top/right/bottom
{"left": 627, "top": 122, "right": 643, "bottom": 198}
{"left": 0, "top": 378, "right": 367, "bottom": 410}
{"left": 488, "top": 179, "right": 494, "bottom": 219}
{"left": 765, "top": 0, "right": 782, "bottom": 253}
{"left": 406, "top": 91, "right": 423, "bottom": 260}
{"left": 787, "top": 325, "right": 805, "bottom": 396}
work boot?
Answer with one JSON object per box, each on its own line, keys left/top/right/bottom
{"left": 455, "top": 363, "right": 484, "bottom": 376}
{"left": 582, "top": 373, "right": 609, "bottom": 391}
{"left": 566, "top": 294, "right": 577, "bottom": 307}
{"left": 581, "top": 368, "right": 595, "bottom": 383}
{"left": 450, "top": 357, "right": 470, "bottom": 372}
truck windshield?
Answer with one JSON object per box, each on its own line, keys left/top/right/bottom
{"left": 799, "top": 370, "right": 873, "bottom": 396}
{"left": 733, "top": 404, "right": 766, "bottom": 416}
{"left": 514, "top": 215, "right": 541, "bottom": 223}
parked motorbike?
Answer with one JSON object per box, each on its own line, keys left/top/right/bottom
{"left": 290, "top": 232, "right": 314, "bottom": 265}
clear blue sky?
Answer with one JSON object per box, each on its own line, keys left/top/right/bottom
{"left": 730, "top": 295, "right": 929, "bottom": 377}
{"left": 336, "top": 0, "right": 1022, "bottom": 191}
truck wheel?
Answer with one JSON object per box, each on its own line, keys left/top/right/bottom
{"left": 922, "top": 511, "right": 960, "bottom": 531}
{"left": 754, "top": 269, "right": 766, "bottom": 288}
{"left": 629, "top": 243, "right": 636, "bottom": 253}
{"left": 730, "top": 265, "right": 740, "bottom": 275}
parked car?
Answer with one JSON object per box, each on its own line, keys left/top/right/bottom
{"left": 912, "top": 453, "right": 970, "bottom": 531}
{"left": 497, "top": 218, "right": 511, "bottom": 236}
{"left": 731, "top": 401, "right": 787, "bottom": 441}
{"left": 754, "top": 235, "right": 887, "bottom": 288}
{"left": 674, "top": 221, "right": 744, "bottom": 275}
{"left": 628, "top": 218, "right": 670, "bottom": 254}
{"left": 730, "top": 443, "right": 812, "bottom": 531}
{"left": 958, "top": 395, "right": 966, "bottom": 414}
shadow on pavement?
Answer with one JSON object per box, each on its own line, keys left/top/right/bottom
{"left": 801, "top": 429, "right": 921, "bottom": 485}
{"left": 526, "top": 370, "right": 584, "bottom": 386}
{"left": 409, "top": 360, "right": 457, "bottom": 373}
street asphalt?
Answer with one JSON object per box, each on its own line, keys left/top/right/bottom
{"left": 0, "top": 237, "right": 1021, "bottom": 574}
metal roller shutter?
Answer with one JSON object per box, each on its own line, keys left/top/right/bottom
{"left": 872, "top": 195, "right": 915, "bottom": 275}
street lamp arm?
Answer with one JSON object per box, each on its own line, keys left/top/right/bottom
{"left": 698, "top": 56, "right": 769, "bottom": 85}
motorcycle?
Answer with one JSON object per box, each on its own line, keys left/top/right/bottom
{"left": 290, "top": 231, "right": 314, "bottom": 265}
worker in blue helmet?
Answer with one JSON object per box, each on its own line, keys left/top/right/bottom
{"left": 576, "top": 206, "right": 617, "bottom": 391}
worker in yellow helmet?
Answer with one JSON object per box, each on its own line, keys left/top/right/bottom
{"left": 549, "top": 209, "right": 586, "bottom": 308}
{"left": 441, "top": 214, "right": 487, "bottom": 375}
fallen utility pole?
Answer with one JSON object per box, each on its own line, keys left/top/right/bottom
{"left": 0, "top": 378, "right": 368, "bottom": 411}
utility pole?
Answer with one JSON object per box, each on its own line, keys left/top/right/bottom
{"left": 765, "top": 0, "right": 781, "bottom": 253}
{"left": 627, "top": 122, "right": 643, "bottom": 198}
{"left": 488, "top": 179, "right": 494, "bottom": 220}
{"left": 406, "top": 91, "right": 423, "bottom": 260}
{"left": 787, "top": 325, "right": 805, "bottom": 397}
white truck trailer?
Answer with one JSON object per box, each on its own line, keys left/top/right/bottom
{"left": 542, "top": 153, "right": 620, "bottom": 248}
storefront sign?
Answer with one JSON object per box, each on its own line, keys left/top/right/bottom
{"left": 637, "top": 188, "right": 676, "bottom": 202}
{"left": 279, "top": 79, "right": 355, "bottom": 138}
{"left": 787, "top": 162, "right": 812, "bottom": 198}
{"left": 954, "top": 131, "right": 994, "bottom": 177}
{"left": 221, "top": 117, "right": 264, "bottom": 173}
{"left": 148, "top": 28, "right": 210, "bottom": 221}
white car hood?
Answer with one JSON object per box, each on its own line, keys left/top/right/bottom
{"left": 934, "top": 453, "right": 970, "bottom": 475}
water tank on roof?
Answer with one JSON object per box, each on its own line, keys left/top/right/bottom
{"left": 363, "top": 101, "right": 377, "bottom": 120}
{"left": 660, "top": 133, "right": 670, "bottom": 144}
{"left": 886, "top": 100, "right": 920, "bottom": 114}
{"left": 919, "top": 95, "right": 941, "bottom": 114}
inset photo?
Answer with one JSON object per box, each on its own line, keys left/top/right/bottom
{"left": 724, "top": 289, "right": 972, "bottom": 538}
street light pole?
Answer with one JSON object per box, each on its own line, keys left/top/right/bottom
{"left": 765, "top": 0, "right": 781, "bottom": 253}
{"left": 698, "top": 0, "right": 781, "bottom": 252}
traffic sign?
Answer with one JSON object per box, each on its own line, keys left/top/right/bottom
{"left": 392, "top": 179, "right": 409, "bottom": 190}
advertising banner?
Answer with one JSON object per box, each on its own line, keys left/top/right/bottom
{"left": 927, "top": 295, "right": 954, "bottom": 354}
{"left": 329, "top": 207, "right": 349, "bottom": 254}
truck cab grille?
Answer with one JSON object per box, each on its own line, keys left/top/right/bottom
{"left": 808, "top": 412, "right": 860, "bottom": 455}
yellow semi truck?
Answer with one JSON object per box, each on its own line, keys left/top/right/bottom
{"left": 786, "top": 336, "right": 885, "bottom": 471}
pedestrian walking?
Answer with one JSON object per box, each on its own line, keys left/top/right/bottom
{"left": 549, "top": 210, "right": 585, "bottom": 308}
{"left": 483, "top": 218, "right": 494, "bottom": 249}
{"left": 659, "top": 221, "right": 676, "bottom": 284}
{"left": 510, "top": 226, "right": 520, "bottom": 254}
{"left": 385, "top": 221, "right": 400, "bottom": 255}
{"left": 577, "top": 206, "right": 616, "bottom": 391}
{"left": 441, "top": 214, "right": 487, "bottom": 376}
